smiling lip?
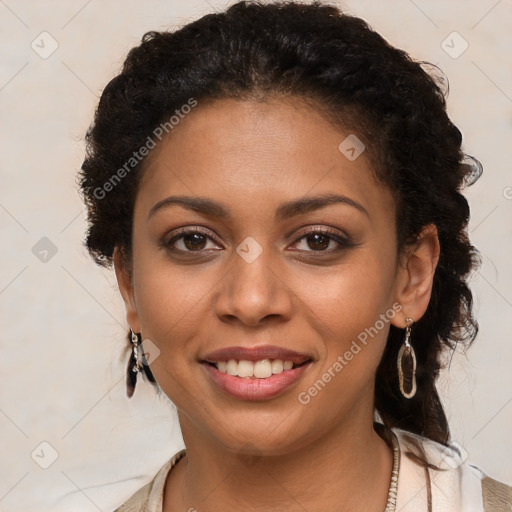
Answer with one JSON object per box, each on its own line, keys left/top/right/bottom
{"left": 201, "top": 345, "right": 312, "bottom": 365}
{"left": 200, "top": 344, "right": 313, "bottom": 401}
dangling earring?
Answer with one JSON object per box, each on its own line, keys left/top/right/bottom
{"left": 397, "top": 318, "right": 417, "bottom": 399}
{"left": 126, "top": 329, "right": 144, "bottom": 398}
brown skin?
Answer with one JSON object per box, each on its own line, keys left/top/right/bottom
{"left": 114, "top": 97, "right": 440, "bottom": 511}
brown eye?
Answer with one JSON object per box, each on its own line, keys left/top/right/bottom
{"left": 181, "top": 233, "right": 207, "bottom": 251}
{"left": 291, "top": 228, "right": 352, "bottom": 254}
{"left": 165, "top": 228, "right": 221, "bottom": 253}
{"left": 305, "top": 233, "right": 331, "bottom": 251}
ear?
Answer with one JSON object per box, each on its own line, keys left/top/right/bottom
{"left": 113, "top": 247, "right": 141, "bottom": 332}
{"left": 391, "top": 224, "right": 440, "bottom": 328}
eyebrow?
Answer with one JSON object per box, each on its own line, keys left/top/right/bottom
{"left": 147, "top": 193, "right": 370, "bottom": 221}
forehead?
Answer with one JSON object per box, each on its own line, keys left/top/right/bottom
{"left": 137, "top": 97, "right": 395, "bottom": 223}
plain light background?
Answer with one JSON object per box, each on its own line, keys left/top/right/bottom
{"left": 1, "top": 0, "right": 511, "bottom": 511}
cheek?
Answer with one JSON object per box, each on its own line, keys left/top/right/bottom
{"left": 130, "top": 242, "right": 203, "bottom": 350}
{"left": 296, "top": 249, "right": 396, "bottom": 331}
{"left": 131, "top": 255, "right": 207, "bottom": 403}
{"left": 292, "top": 249, "right": 397, "bottom": 382}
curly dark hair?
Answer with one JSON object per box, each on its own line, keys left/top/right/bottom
{"left": 79, "top": 1, "right": 482, "bottom": 445}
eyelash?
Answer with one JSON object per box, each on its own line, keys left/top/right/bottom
{"left": 163, "top": 226, "right": 352, "bottom": 256}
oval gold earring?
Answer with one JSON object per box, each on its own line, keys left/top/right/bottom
{"left": 397, "top": 318, "right": 417, "bottom": 399}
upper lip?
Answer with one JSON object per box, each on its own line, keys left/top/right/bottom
{"left": 201, "top": 344, "right": 313, "bottom": 364}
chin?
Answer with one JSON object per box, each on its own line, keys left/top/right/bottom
{"left": 206, "top": 411, "right": 312, "bottom": 457}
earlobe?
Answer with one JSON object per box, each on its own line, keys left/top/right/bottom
{"left": 113, "top": 247, "right": 141, "bottom": 332}
{"left": 392, "top": 224, "right": 440, "bottom": 328}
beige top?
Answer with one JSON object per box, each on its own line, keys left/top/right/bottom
{"left": 114, "top": 427, "right": 512, "bottom": 512}
{"left": 114, "top": 448, "right": 187, "bottom": 512}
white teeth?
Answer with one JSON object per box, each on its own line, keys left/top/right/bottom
{"left": 271, "top": 359, "right": 284, "bottom": 374}
{"left": 226, "top": 359, "right": 238, "bottom": 376}
{"left": 254, "top": 359, "right": 272, "bottom": 378}
{"left": 237, "top": 360, "right": 254, "bottom": 378}
{"left": 215, "top": 359, "right": 297, "bottom": 378}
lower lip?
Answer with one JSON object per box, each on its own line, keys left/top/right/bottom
{"left": 202, "top": 362, "right": 312, "bottom": 401}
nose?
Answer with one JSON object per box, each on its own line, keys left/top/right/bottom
{"left": 213, "top": 243, "right": 293, "bottom": 327}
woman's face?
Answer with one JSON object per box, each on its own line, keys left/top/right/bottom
{"left": 117, "top": 97, "right": 416, "bottom": 455}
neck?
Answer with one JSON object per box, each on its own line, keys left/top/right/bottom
{"left": 164, "top": 413, "right": 394, "bottom": 512}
